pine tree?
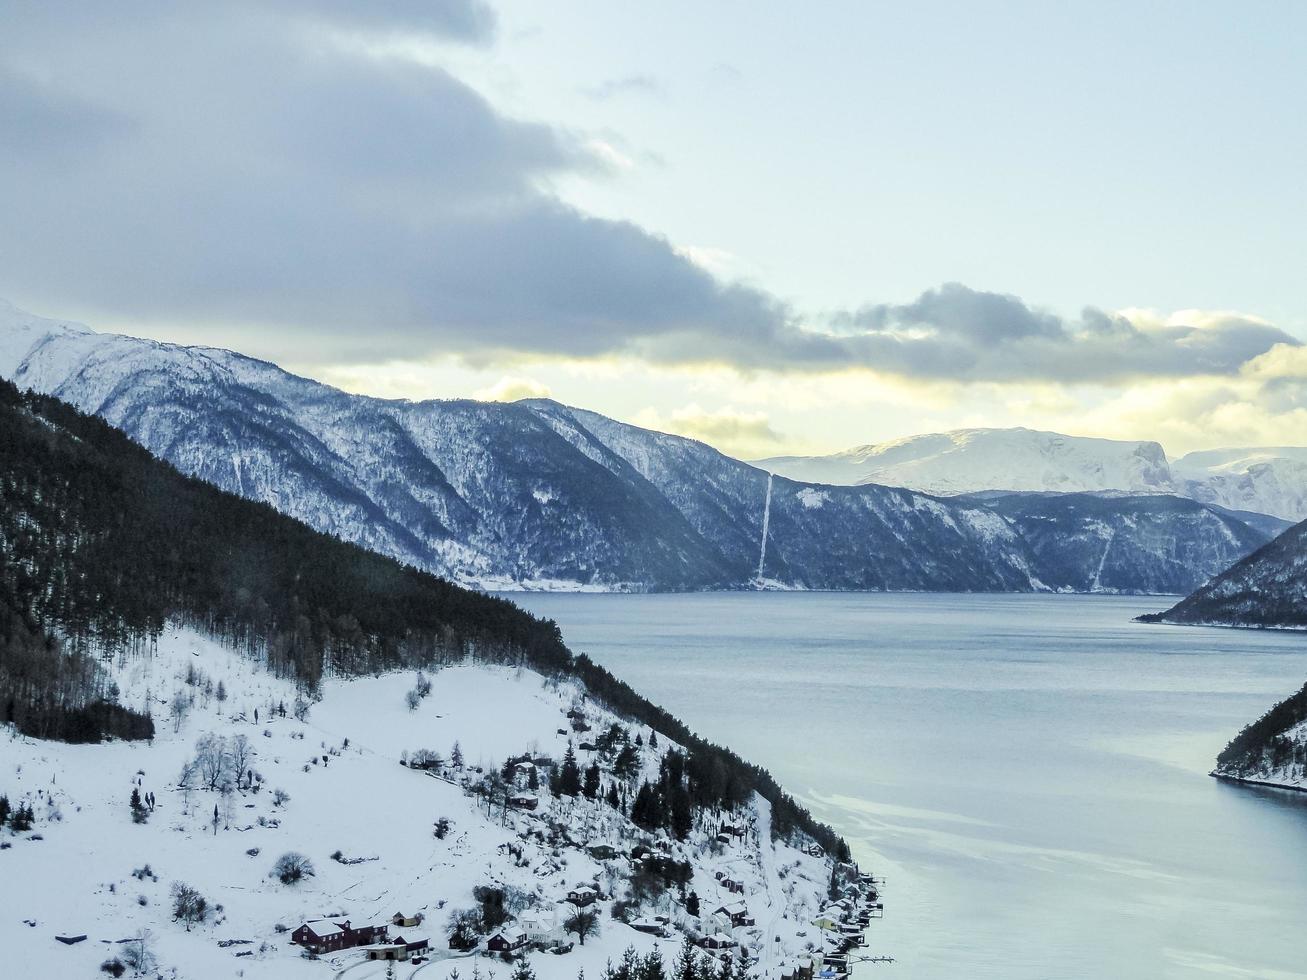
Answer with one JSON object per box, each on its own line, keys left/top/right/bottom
{"left": 558, "top": 744, "right": 583, "bottom": 797}
{"left": 685, "top": 891, "right": 700, "bottom": 917}
{"left": 640, "top": 951, "right": 667, "bottom": 980}
{"left": 130, "top": 786, "right": 149, "bottom": 824}
{"left": 674, "top": 939, "right": 699, "bottom": 980}
{"left": 670, "top": 786, "right": 692, "bottom": 841}
{"left": 451, "top": 741, "right": 464, "bottom": 770}
{"left": 717, "top": 954, "right": 734, "bottom": 980}
{"left": 511, "top": 957, "right": 537, "bottom": 980}
{"left": 0, "top": 794, "right": 9, "bottom": 827}
{"left": 583, "top": 763, "right": 601, "bottom": 800}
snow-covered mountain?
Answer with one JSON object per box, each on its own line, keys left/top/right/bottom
{"left": 757, "top": 428, "right": 1174, "bottom": 496}
{"left": 0, "top": 300, "right": 1281, "bottom": 593}
{"left": 959, "top": 492, "right": 1279, "bottom": 595}
{"left": 758, "top": 428, "right": 1307, "bottom": 523}
{"left": 1172, "top": 448, "right": 1307, "bottom": 525}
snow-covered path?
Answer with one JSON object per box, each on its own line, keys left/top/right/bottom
{"left": 752, "top": 795, "right": 788, "bottom": 974}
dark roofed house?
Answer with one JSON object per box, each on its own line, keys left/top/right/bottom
{"left": 486, "top": 931, "right": 528, "bottom": 955}
{"left": 509, "top": 792, "right": 540, "bottom": 811}
{"left": 292, "top": 918, "right": 388, "bottom": 956}
{"left": 698, "top": 933, "right": 737, "bottom": 951}
{"left": 567, "top": 885, "right": 599, "bottom": 907}
{"left": 714, "top": 902, "right": 755, "bottom": 928}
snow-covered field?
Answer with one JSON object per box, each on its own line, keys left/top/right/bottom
{"left": 1, "top": 627, "right": 836, "bottom": 979}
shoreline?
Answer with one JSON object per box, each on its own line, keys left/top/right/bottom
{"left": 1210, "top": 771, "right": 1307, "bottom": 794}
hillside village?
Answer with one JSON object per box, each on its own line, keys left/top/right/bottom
{"left": 1, "top": 627, "right": 884, "bottom": 979}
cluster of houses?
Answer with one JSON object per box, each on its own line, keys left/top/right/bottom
{"left": 291, "top": 912, "right": 430, "bottom": 963}
{"left": 809, "top": 870, "right": 886, "bottom": 979}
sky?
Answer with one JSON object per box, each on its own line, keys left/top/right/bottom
{"left": 1, "top": 0, "right": 1305, "bottom": 459}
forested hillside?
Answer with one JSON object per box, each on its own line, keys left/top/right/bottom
{"left": 1139, "top": 518, "right": 1307, "bottom": 628}
{"left": 0, "top": 378, "right": 844, "bottom": 853}
{"left": 1212, "top": 680, "right": 1307, "bottom": 789}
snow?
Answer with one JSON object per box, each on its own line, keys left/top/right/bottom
{"left": 760, "top": 427, "right": 1307, "bottom": 522}
{"left": 794, "top": 489, "right": 827, "bottom": 510}
{"left": 758, "top": 428, "right": 1175, "bottom": 496}
{"left": 1, "top": 626, "right": 838, "bottom": 980}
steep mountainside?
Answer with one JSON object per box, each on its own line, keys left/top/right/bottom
{"left": 1140, "top": 519, "right": 1307, "bottom": 628}
{"left": 0, "top": 301, "right": 1282, "bottom": 593}
{"left": 757, "top": 426, "right": 1307, "bottom": 522}
{"left": 960, "top": 492, "right": 1272, "bottom": 594}
{"left": 0, "top": 303, "right": 1046, "bottom": 592}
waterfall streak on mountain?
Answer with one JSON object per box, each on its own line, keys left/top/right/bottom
{"left": 757, "top": 473, "right": 773, "bottom": 582}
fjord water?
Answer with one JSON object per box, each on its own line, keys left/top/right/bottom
{"left": 508, "top": 593, "right": 1307, "bottom": 980}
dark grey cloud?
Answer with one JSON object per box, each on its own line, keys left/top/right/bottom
{"left": 806, "top": 283, "right": 1299, "bottom": 383}
{"left": 0, "top": 5, "right": 1295, "bottom": 384}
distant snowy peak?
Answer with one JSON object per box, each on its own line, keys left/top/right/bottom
{"left": 759, "top": 428, "right": 1307, "bottom": 522}
{"left": 759, "top": 427, "right": 1174, "bottom": 496}
{"left": 1172, "top": 450, "right": 1307, "bottom": 525}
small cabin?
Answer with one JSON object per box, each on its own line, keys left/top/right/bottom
{"left": 699, "top": 933, "right": 737, "bottom": 950}
{"left": 588, "top": 844, "right": 620, "bottom": 860}
{"left": 393, "top": 912, "right": 421, "bottom": 928}
{"left": 714, "top": 902, "right": 754, "bottom": 928}
{"left": 629, "top": 917, "right": 669, "bottom": 938}
{"left": 509, "top": 792, "right": 540, "bottom": 811}
{"left": 567, "top": 886, "right": 599, "bottom": 907}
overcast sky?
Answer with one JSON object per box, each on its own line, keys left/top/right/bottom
{"left": 2, "top": 0, "right": 1305, "bottom": 457}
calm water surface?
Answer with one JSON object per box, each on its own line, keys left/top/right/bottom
{"left": 506, "top": 593, "right": 1307, "bottom": 980}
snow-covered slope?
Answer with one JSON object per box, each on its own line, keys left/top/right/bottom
{"left": 962, "top": 492, "right": 1271, "bottom": 595}
{"left": 2, "top": 627, "right": 848, "bottom": 980}
{"left": 757, "top": 428, "right": 1174, "bottom": 496}
{"left": 1173, "top": 449, "right": 1307, "bottom": 525}
{"left": 759, "top": 428, "right": 1307, "bottom": 523}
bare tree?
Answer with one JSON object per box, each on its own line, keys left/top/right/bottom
{"left": 271, "top": 851, "right": 315, "bottom": 885}
{"left": 229, "top": 734, "right": 253, "bottom": 789}
{"left": 120, "top": 929, "right": 156, "bottom": 976}
{"left": 195, "top": 733, "right": 229, "bottom": 791}
{"left": 564, "top": 908, "right": 599, "bottom": 946}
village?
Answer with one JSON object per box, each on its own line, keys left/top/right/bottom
{"left": 0, "top": 628, "right": 888, "bottom": 979}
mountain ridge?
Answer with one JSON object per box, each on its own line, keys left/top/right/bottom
{"left": 0, "top": 301, "right": 1282, "bottom": 595}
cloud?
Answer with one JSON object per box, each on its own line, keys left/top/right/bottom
{"left": 0, "top": 3, "right": 785, "bottom": 365}
{"left": 0, "top": 7, "right": 1297, "bottom": 392}
{"left": 581, "top": 74, "right": 665, "bottom": 101}
{"left": 473, "top": 375, "right": 553, "bottom": 402}
{"left": 811, "top": 283, "right": 1301, "bottom": 384}
{"left": 633, "top": 404, "right": 784, "bottom": 458}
